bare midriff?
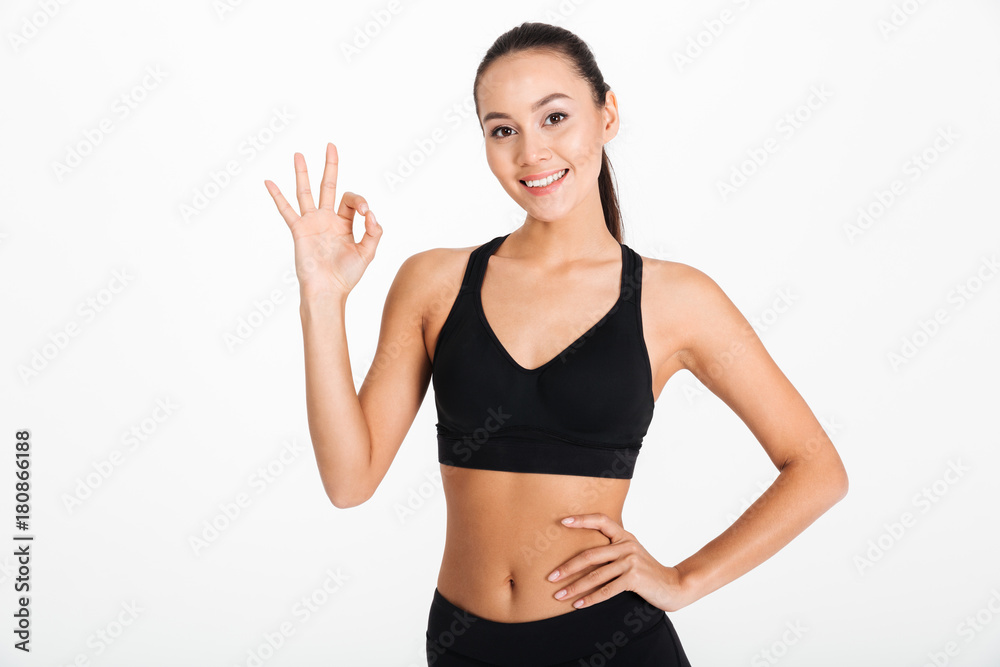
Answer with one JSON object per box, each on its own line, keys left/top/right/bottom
{"left": 435, "top": 464, "right": 631, "bottom": 623}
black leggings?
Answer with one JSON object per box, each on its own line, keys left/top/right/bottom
{"left": 425, "top": 587, "right": 692, "bottom": 666}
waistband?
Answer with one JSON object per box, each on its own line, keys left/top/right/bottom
{"left": 437, "top": 429, "right": 640, "bottom": 479}
{"left": 426, "top": 586, "right": 666, "bottom": 666}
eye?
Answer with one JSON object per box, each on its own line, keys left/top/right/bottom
{"left": 488, "top": 112, "right": 568, "bottom": 141}
{"left": 490, "top": 125, "right": 515, "bottom": 140}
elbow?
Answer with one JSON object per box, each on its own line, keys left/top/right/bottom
{"left": 784, "top": 456, "right": 849, "bottom": 505}
{"left": 327, "top": 480, "right": 374, "bottom": 509}
{"left": 328, "top": 486, "right": 372, "bottom": 509}
{"left": 822, "top": 463, "right": 849, "bottom": 505}
{"left": 329, "top": 493, "right": 367, "bottom": 510}
{"left": 833, "top": 467, "right": 849, "bottom": 502}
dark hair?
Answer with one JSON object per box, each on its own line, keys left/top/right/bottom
{"left": 473, "top": 22, "right": 622, "bottom": 243}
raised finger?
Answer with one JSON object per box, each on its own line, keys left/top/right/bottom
{"left": 293, "top": 152, "right": 316, "bottom": 214}
{"left": 263, "top": 179, "right": 299, "bottom": 230}
{"left": 317, "top": 142, "right": 339, "bottom": 211}
{"left": 337, "top": 191, "right": 370, "bottom": 221}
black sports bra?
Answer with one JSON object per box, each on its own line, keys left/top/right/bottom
{"left": 431, "top": 233, "right": 655, "bottom": 479}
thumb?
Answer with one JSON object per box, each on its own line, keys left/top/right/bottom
{"left": 357, "top": 209, "right": 382, "bottom": 262}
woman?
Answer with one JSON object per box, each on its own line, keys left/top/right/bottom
{"left": 264, "top": 21, "right": 849, "bottom": 667}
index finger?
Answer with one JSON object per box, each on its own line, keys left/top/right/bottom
{"left": 263, "top": 179, "right": 299, "bottom": 231}
{"left": 561, "top": 513, "right": 624, "bottom": 541}
{"left": 317, "top": 142, "right": 339, "bottom": 211}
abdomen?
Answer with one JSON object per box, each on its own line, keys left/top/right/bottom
{"left": 436, "top": 465, "right": 631, "bottom": 623}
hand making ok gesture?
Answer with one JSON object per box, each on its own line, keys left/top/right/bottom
{"left": 264, "top": 142, "right": 382, "bottom": 297}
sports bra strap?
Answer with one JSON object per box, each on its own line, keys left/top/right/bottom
{"left": 622, "top": 244, "right": 641, "bottom": 306}
{"left": 459, "top": 235, "right": 505, "bottom": 294}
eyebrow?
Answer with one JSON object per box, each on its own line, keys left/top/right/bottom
{"left": 481, "top": 92, "right": 573, "bottom": 124}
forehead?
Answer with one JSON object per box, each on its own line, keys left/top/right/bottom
{"left": 477, "top": 50, "right": 585, "bottom": 113}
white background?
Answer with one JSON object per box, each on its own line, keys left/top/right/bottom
{"left": 2, "top": 0, "right": 999, "bottom": 665}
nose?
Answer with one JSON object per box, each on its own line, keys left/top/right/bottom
{"left": 517, "top": 127, "right": 550, "bottom": 165}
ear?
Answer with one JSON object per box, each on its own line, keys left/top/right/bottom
{"left": 601, "top": 89, "right": 620, "bottom": 143}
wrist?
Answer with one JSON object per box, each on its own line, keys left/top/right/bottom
{"left": 670, "top": 563, "right": 705, "bottom": 611}
{"left": 300, "top": 288, "right": 349, "bottom": 314}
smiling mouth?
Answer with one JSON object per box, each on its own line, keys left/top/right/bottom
{"left": 520, "top": 169, "right": 569, "bottom": 188}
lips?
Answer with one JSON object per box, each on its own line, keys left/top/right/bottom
{"left": 519, "top": 168, "right": 569, "bottom": 195}
{"left": 520, "top": 168, "right": 567, "bottom": 182}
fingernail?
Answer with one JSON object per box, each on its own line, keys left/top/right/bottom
{"left": 548, "top": 570, "right": 560, "bottom": 581}
{"left": 562, "top": 517, "right": 574, "bottom": 525}
{"left": 573, "top": 599, "right": 585, "bottom": 608}
{"left": 554, "top": 589, "right": 566, "bottom": 599}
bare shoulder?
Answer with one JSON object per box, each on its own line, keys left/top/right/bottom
{"left": 636, "top": 253, "right": 751, "bottom": 364}
{"left": 638, "top": 253, "right": 714, "bottom": 293}
{"left": 638, "top": 252, "right": 728, "bottom": 317}
{"left": 399, "top": 241, "right": 480, "bottom": 293}
{"left": 393, "top": 241, "right": 482, "bottom": 337}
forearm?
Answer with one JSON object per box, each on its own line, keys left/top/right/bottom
{"left": 299, "top": 290, "right": 372, "bottom": 507}
{"left": 673, "top": 459, "right": 848, "bottom": 607}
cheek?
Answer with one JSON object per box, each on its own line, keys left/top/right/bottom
{"left": 484, "top": 150, "right": 504, "bottom": 182}
{"left": 485, "top": 146, "right": 510, "bottom": 177}
{"left": 559, "top": 128, "right": 604, "bottom": 169}
{"left": 566, "top": 142, "right": 604, "bottom": 184}
{"left": 579, "top": 137, "right": 604, "bottom": 163}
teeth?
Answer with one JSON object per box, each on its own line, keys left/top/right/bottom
{"left": 523, "top": 169, "right": 567, "bottom": 188}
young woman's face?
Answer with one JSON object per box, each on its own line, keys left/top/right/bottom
{"left": 477, "top": 49, "right": 618, "bottom": 221}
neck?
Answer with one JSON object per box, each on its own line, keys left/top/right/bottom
{"left": 509, "top": 185, "right": 617, "bottom": 263}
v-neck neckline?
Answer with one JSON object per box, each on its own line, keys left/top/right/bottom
{"left": 475, "top": 233, "right": 627, "bottom": 374}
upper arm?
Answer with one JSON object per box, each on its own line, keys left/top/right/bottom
{"left": 355, "top": 248, "right": 441, "bottom": 500}
{"left": 672, "top": 264, "right": 848, "bottom": 493}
